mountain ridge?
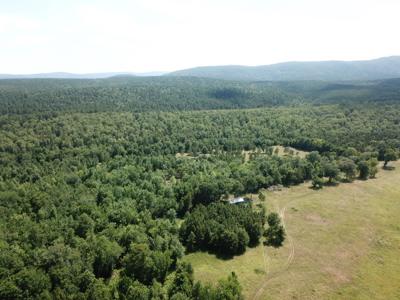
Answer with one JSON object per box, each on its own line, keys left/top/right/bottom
{"left": 0, "top": 71, "right": 166, "bottom": 79}
{"left": 2, "top": 56, "right": 400, "bottom": 81}
{"left": 167, "top": 56, "right": 400, "bottom": 81}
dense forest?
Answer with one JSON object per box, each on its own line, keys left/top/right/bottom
{"left": 180, "top": 203, "right": 265, "bottom": 256}
{"left": 2, "top": 76, "right": 400, "bottom": 114}
{"left": 0, "top": 77, "right": 298, "bottom": 114}
{"left": 0, "top": 77, "right": 399, "bottom": 299}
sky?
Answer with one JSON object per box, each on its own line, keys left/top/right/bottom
{"left": 1, "top": 0, "right": 400, "bottom": 74}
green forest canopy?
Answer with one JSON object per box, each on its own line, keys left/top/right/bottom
{"left": 2, "top": 77, "right": 400, "bottom": 114}
{"left": 0, "top": 76, "right": 399, "bottom": 299}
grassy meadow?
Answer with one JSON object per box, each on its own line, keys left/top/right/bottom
{"left": 183, "top": 161, "right": 400, "bottom": 299}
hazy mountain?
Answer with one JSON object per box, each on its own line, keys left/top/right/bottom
{"left": 0, "top": 71, "right": 166, "bottom": 79}
{"left": 168, "top": 56, "right": 400, "bottom": 81}
{"left": 4, "top": 56, "right": 400, "bottom": 81}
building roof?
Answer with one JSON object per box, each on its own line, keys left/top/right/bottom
{"left": 228, "top": 197, "right": 246, "bottom": 204}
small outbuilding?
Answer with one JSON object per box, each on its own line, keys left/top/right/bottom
{"left": 228, "top": 197, "right": 252, "bottom": 205}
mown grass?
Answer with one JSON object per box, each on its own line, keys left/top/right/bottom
{"left": 183, "top": 161, "right": 400, "bottom": 299}
{"left": 271, "top": 145, "right": 308, "bottom": 159}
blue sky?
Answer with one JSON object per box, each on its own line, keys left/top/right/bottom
{"left": 1, "top": 0, "right": 400, "bottom": 73}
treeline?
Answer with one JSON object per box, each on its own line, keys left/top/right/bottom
{"left": 172, "top": 154, "right": 316, "bottom": 215}
{"left": 180, "top": 203, "right": 264, "bottom": 255}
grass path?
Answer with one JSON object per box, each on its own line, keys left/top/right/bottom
{"left": 252, "top": 202, "right": 296, "bottom": 300}
{"left": 279, "top": 205, "right": 295, "bottom": 270}
{"left": 251, "top": 189, "right": 304, "bottom": 299}
{"left": 184, "top": 161, "right": 400, "bottom": 299}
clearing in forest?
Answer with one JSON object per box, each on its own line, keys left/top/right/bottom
{"left": 184, "top": 161, "right": 400, "bottom": 299}
{"left": 176, "top": 145, "right": 307, "bottom": 162}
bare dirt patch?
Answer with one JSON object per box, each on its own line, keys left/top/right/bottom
{"left": 324, "top": 266, "right": 351, "bottom": 284}
{"left": 305, "top": 214, "right": 330, "bottom": 225}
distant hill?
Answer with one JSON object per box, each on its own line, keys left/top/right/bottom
{"left": 0, "top": 71, "right": 166, "bottom": 79}
{"left": 259, "top": 78, "right": 400, "bottom": 104}
{"left": 4, "top": 56, "right": 400, "bottom": 81}
{"left": 168, "top": 56, "right": 400, "bottom": 81}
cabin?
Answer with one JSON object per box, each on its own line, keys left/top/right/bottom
{"left": 228, "top": 197, "right": 252, "bottom": 205}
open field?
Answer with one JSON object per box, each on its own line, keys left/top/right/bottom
{"left": 184, "top": 161, "right": 400, "bottom": 299}
{"left": 242, "top": 146, "right": 308, "bottom": 162}
{"left": 176, "top": 145, "right": 307, "bottom": 162}
{"left": 271, "top": 145, "right": 308, "bottom": 159}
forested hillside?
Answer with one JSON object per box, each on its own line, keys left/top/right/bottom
{"left": 0, "top": 77, "right": 298, "bottom": 114}
{"left": 259, "top": 78, "right": 400, "bottom": 104}
{"left": 2, "top": 0, "right": 400, "bottom": 296}
{"left": 1, "top": 75, "right": 400, "bottom": 299}
{"left": 1, "top": 100, "right": 400, "bottom": 299}
{"left": 168, "top": 56, "right": 400, "bottom": 81}
{"left": 2, "top": 76, "right": 400, "bottom": 115}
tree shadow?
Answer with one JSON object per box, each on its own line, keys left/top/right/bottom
{"left": 309, "top": 185, "right": 322, "bottom": 190}
{"left": 324, "top": 181, "right": 339, "bottom": 187}
{"left": 183, "top": 249, "right": 236, "bottom": 260}
{"left": 248, "top": 240, "right": 261, "bottom": 248}
{"left": 309, "top": 181, "right": 339, "bottom": 190}
{"left": 383, "top": 165, "right": 396, "bottom": 171}
{"left": 339, "top": 178, "right": 355, "bottom": 184}
{"left": 254, "top": 268, "right": 266, "bottom": 275}
{"left": 263, "top": 240, "right": 283, "bottom": 248}
{"left": 214, "top": 252, "right": 235, "bottom": 260}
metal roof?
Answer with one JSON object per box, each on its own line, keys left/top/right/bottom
{"left": 228, "top": 197, "right": 245, "bottom": 204}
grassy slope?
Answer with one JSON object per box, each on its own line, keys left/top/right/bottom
{"left": 183, "top": 161, "right": 400, "bottom": 299}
